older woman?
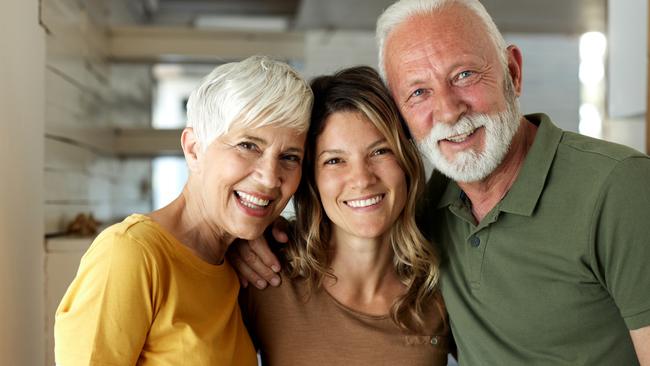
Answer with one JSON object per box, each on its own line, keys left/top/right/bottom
{"left": 54, "top": 56, "right": 313, "bottom": 366}
{"left": 241, "top": 66, "right": 450, "bottom": 365}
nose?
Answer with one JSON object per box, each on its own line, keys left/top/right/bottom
{"left": 433, "top": 85, "right": 467, "bottom": 125}
{"left": 349, "top": 160, "right": 377, "bottom": 189}
{"left": 254, "top": 156, "right": 281, "bottom": 189}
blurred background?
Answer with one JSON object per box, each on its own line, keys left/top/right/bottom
{"left": 1, "top": 0, "right": 647, "bottom": 364}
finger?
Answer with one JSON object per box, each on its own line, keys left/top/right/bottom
{"left": 240, "top": 239, "right": 281, "bottom": 286}
{"left": 271, "top": 223, "right": 289, "bottom": 244}
{"left": 228, "top": 250, "right": 268, "bottom": 290}
{"left": 270, "top": 217, "right": 290, "bottom": 243}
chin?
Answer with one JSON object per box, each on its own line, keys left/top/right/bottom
{"left": 237, "top": 229, "right": 266, "bottom": 241}
{"left": 228, "top": 223, "right": 267, "bottom": 241}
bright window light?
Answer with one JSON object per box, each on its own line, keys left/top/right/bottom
{"left": 579, "top": 61, "right": 605, "bottom": 86}
{"left": 152, "top": 156, "right": 188, "bottom": 210}
{"left": 579, "top": 32, "right": 607, "bottom": 61}
{"left": 579, "top": 103, "right": 602, "bottom": 138}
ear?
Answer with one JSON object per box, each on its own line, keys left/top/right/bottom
{"left": 506, "top": 45, "right": 523, "bottom": 96}
{"left": 181, "top": 127, "right": 202, "bottom": 173}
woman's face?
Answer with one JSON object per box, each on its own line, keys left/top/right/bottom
{"left": 315, "top": 111, "right": 407, "bottom": 240}
{"left": 196, "top": 125, "right": 305, "bottom": 240}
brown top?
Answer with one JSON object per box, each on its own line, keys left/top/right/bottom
{"left": 241, "top": 273, "right": 450, "bottom": 366}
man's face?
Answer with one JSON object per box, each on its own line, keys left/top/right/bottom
{"left": 384, "top": 5, "right": 522, "bottom": 182}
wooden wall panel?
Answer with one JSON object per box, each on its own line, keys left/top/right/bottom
{"left": 44, "top": 138, "right": 152, "bottom": 234}
{"left": 42, "top": 0, "right": 152, "bottom": 236}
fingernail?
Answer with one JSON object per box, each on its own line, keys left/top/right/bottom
{"left": 256, "top": 280, "right": 267, "bottom": 289}
{"left": 270, "top": 276, "right": 281, "bottom": 286}
{"left": 271, "top": 265, "right": 280, "bottom": 273}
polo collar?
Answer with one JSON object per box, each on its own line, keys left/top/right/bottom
{"left": 436, "top": 113, "right": 563, "bottom": 217}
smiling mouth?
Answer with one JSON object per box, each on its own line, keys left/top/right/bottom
{"left": 235, "top": 191, "right": 272, "bottom": 209}
{"left": 444, "top": 127, "right": 480, "bottom": 143}
{"left": 344, "top": 194, "right": 384, "bottom": 208}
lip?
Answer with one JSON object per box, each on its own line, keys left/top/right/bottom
{"left": 234, "top": 190, "right": 275, "bottom": 218}
{"left": 438, "top": 126, "right": 485, "bottom": 151}
{"left": 343, "top": 193, "right": 385, "bottom": 210}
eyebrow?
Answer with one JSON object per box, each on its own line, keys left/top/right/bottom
{"left": 317, "top": 138, "right": 387, "bottom": 158}
{"left": 242, "top": 135, "right": 304, "bottom": 154}
{"left": 242, "top": 135, "right": 267, "bottom": 145}
{"left": 284, "top": 147, "right": 304, "bottom": 154}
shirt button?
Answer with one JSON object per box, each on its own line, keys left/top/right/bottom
{"left": 469, "top": 236, "right": 480, "bottom": 247}
{"left": 430, "top": 336, "right": 438, "bottom": 346}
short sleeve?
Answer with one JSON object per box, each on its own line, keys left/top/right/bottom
{"left": 55, "top": 231, "right": 156, "bottom": 365}
{"left": 591, "top": 156, "right": 650, "bottom": 330}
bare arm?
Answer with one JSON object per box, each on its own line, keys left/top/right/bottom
{"left": 226, "top": 218, "right": 289, "bottom": 289}
{"left": 631, "top": 326, "right": 650, "bottom": 365}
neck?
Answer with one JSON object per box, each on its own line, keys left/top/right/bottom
{"left": 149, "top": 181, "right": 232, "bottom": 265}
{"left": 458, "top": 117, "right": 538, "bottom": 222}
{"left": 324, "top": 228, "right": 404, "bottom": 315}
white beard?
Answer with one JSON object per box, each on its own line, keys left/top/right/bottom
{"left": 416, "top": 82, "right": 522, "bottom": 183}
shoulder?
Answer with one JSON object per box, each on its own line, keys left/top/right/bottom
{"left": 82, "top": 214, "right": 169, "bottom": 270}
{"left": 549, "top": 131, "right": 650, "bottom": 202}
{"left": 557, "top": 134, "right": 650, "bottom": 200}
{"left": 246, "top": 272, "right": 309, "bottom": 303}
{"left": 558, "top": 131, "right": 648, "bottom": 169}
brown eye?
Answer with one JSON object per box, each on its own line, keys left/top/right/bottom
{"left": 324, "top": 157, "right": 342, "bottom": 165}
{"left": 372, "top": 148, "right": 392, "bottom": 156}
{"left": 236, "top": 141, "right": 259, "bottom": 152}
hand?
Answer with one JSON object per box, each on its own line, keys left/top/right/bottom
{"left": 227, "top": 217, "right": 290, "bottom": 289}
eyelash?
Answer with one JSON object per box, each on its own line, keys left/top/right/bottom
{"left": 282, "top": 154, "right": 302, "bottom": 164}
{"left": 324, "top": 158, "right": 342, "bottom": 165}
{"left": 236, "top": 141, "right": 258, "bottom": 151}
{"left": 372, "top": 147, "right": 392, "bottom": 156}
{"left": 408, "top": 70, "right": 477, "bottom": 101}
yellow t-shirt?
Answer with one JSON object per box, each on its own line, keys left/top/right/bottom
{"left": 55, "top": 214, "right": 257, "bottom": 366}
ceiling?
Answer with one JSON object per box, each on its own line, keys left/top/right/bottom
{"left": 126, "top": 0, "right": 607, "bottom": 34}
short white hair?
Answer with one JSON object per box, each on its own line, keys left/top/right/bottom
{"left": 186, "top": 55, "right": 313, "bottom": 150}
{"left": 376, "top": 0, "right": 508, "bottom": 81}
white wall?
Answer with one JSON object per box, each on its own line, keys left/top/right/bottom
{"left": 505, "top": 34, "right": 581, "bottom": 132}
{"left": 302, "top": 30, "right": 378, "bottom": 81}
{"left": 608, "top": 0, "right": 647, "bottom": 118}
{"left": 0, "top": 1, "right": 45, "bottom": 365}
{"left": 605, "top": 0, "right": 647, "bottom": 152}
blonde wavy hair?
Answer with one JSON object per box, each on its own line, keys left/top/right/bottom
{"left": 285, "top": 66, "right": 441, "bottom": 332}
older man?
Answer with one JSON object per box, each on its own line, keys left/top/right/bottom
{"left": 232, "top": 0, "right": 650, "bottom": 364}
{"left": 376, "top": 0, "right": 650, "bottom": 364}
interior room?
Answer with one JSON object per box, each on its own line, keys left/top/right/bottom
{"left": 1, "top": 0, "right": 647, "bottom": 364}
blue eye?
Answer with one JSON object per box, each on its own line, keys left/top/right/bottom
{"left": 282, "top": 154, "right": 302, "bottom": 164}
{"left": 458, "top": 71, "right": 473, "bottom": 80}
{"left": 411, "top": 88, "right": 425, "bottom": 97}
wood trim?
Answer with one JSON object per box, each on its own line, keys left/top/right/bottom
{"left": 109, "top": 26, "right": 305, "bottom": 62}
{"left": 114, "top": 128, "right": 183, "bottom": 156}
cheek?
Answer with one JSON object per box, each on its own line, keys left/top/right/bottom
{"left": 403, "top": 106, "right": 432, "bottom": 141}
{"left": 383, "top": 163, "right": 408, "bottom": 208}
{"left": 461, "top": 86, "right": 505, "bottom": 114}
{"left": 315, "top": 171, "right": 340, "bottom": 211}
{"left": 281, "top": 167, "right": 303, "bottom": 198}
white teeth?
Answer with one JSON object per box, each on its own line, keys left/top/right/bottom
{"left": 346, "top": 195, "right": 383, "bottom": 208}
{"left": 447, "top": 133, "right": 470, "bottom": 143}
{"left": 445, "top": 129, "right": 476, "bottom": 143}
{"left": 236, "top": 191, "right": 270, "bottom": 208}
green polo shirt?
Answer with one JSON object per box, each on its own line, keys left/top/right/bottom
{"left": 420, "top": 114, "right": 650, "bottom": 365}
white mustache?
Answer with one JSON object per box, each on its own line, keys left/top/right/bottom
{"left": 429, "top": 113, "right": 493, "bottom": 142}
